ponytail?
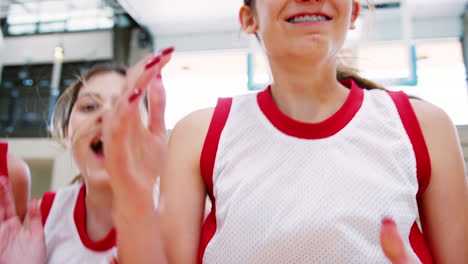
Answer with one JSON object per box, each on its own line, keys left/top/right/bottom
{"left": 337, "top": 64, "right": 386, "bottom": 91}
{"left": 70, "top": 174, "right": 84, "bottom": 184}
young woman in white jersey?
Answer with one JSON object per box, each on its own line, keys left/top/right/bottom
{"left": 102, "top": 0, "right": 468, "bottom": 263}
{"left": 0, "top": 54, "right": 172, "bottom": 263}
{"left": 0, "top": 0, "right": 467, "bottom": 263}
{"left": 0, "top": 142, "right": 31, "bottom": 220}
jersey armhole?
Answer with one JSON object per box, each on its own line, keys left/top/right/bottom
{"left": 0, "top": 143, "right": 8, "bottom": 178}
{"left": 198, "top": 97, "right": 232, "bottom": 264}
{"left": 387, "top": 91, "right": 431, "bottom": 199}
{"left": 388, "top": 92, "right": 434, "bottom": 263}
{"left": 41, "top": 192, "right": 56, "bottom": 226}
{"left": 200, "top": 97, "right": 233, "bottom": 195}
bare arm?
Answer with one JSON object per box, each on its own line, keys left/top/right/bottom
{"left": 159, "top": 108, "right": 213, "bottom": 263}
{"left": 7, "top": 153, "right": 31, "bottom": 221}
{"left": 411, "top": 99, "right": 468, "bottom": 263}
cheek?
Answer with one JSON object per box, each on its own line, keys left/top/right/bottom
{"left": 67, "top": 110, "right": 91, "bottom": 144}
{"left": 67, "top": 112, "right": 80, "bottom": 140}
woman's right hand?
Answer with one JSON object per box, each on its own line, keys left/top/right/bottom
{"left": 0, "top": 177, "right": 46, "bottom": 264}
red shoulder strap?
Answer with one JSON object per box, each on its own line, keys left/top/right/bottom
{"left": 200, "top": 97, "right": 233, "bottom": 193}
{"left": 388, "top": 91, "right": 434, "bottom": 263}
{"left": 41, "top": 192, "right": 56, "bottom": 226}
{"left": 0, "top": 143, "right": 8, "bottom": 178}
{"left": 198, "top": 97, "right": 232, "bottom": 263}
{"left": 387, "top": 91, "right": 431, "bottom": 198}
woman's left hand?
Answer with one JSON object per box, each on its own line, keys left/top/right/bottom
{"left": 102, "top": 48, "right": 174, "bottom": 264}
{"left": 380, "top": 218, "right": 420, "bottom": 264}
{"left": 103, "top": 48, "right": 173, "bottom": 213}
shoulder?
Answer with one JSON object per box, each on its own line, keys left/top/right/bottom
{"left": 40, "top": 184, "right": 81, "bottom": 225}
{"left": 409, "top": 99, "right": 456, "bottom": 142}
{"left": 170, "top": 107, "right": 215, "bottom": 147}
{"left": 409, "top": 98, "right": 463, "bottom": 181}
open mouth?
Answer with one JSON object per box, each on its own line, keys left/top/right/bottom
{"left": 287, "top": 14, "right": 331, "bottom": 24}
{"left": 90, "top": 136, "right": 104, "bottom": 157}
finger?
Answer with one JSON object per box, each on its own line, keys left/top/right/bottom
{"left": 102, "top": 110, "right": 131, "bottom": 172}
{"left": 124, "top": 47, "right": 174, "bottom": 106}
{"left": 148, "top": 73, "right": 167, "bottom": 135}
{"left": 27, "top": 198, "right": 44, "bottom": 235}
{"left": 112, "top": 50, "right": 165, "bottom": 119}
{"left": 108, "top": 256, "right": 119, "bottom": 264}
{"left": 0, "top": 177, "right": 6, "bottom": 221}
{"left": 124, "top": 53, "right": 156, "bottom": 95}
{"left": 118, "top": 50, "right": 173, "bottom": 136}
{"left": 0, "top": 177, "right": 17, "bottom": 220}
{"left": 380, "top": 218, "right": 412, "bottom": 264}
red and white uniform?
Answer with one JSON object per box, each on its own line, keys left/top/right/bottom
{"left": 0, "top": 142, "right": 8, "bottom": 178}
{"left": 199, "top": 80, "right": 433, "bottom": 263}
{"left": 41, "top": 184, "right": 116, "bottom": 264}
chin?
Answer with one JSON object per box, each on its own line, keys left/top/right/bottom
{"left": 86, "top": 171, "right": 111, "bottom": 188}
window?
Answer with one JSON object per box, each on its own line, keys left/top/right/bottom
{"left": 356, "top": 39, "right": 468, "bottom": 124}
{"left": 162, "top": 50, "right": 250, "bottom": 128}
{"left": 5, "top": 0, "right": 114, "bottom": 36}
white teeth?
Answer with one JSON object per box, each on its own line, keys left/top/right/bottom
{"left": 290, "top": 15, "right": 328, "bottom": 23}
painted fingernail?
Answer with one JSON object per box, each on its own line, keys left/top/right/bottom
{"left": 145, "top": 55, "right": 162, "bottom": 70}
{"left": 161, "top": 46, "right": 175, "bottom": 56}
{"left": 157, "top": 73, "right": 162, "bottom": 80}
{"left": 128, "top": 89, "right": 142, "bottom": 103}
{"left": 382, "top": 217, "right": 395, "bottom": 226}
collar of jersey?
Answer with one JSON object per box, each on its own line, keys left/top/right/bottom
{"left": 74, "top": 184, "right": 116, "bottom": 252}
{"left": 257, "top": 79, "right": 364, "bottom": 139}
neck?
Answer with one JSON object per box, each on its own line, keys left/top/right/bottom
{"left": 85, "top": 183, "right": 114, "bottom": 242}
{"left": 268, "top": 57, "right": 349, "bottom": 123}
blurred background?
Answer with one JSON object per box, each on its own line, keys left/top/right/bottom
{"left": 0, "top": 0, "right": 467, "bottom": 196}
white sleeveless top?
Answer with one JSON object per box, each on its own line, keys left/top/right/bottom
{"left": 199, "top": 80, "right": 433, "bottom": 263}
{"left": 42, "top": 184, "right": 117, "bottom": 264}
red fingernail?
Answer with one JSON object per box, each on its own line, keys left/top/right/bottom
{"left": 161, "top": 46, "right": 175, "bottom": 56}
{"left": 145, "top": 55, "right": 161, "bottom": 70}
{"left": 128, "top": 89, "right": 142, "bottom": 103}
{"left": 382, "top": 217, "right": 396, "bottom": 226}
{"left": 157, "top": 73, "right": 162, "bottom": 80}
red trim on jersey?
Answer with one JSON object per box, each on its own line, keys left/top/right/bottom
{"left": 409, "top": 222, "right": 433, "bottom": 263}
{"left": 41, "top": 192, "right": 56, "bottom": 226}
{"left": 387, "top": 92, "right": 431, "bottom": 198}
{"left": 74, "top": 184, "right": 116, "bottom": 252}
{"left": 388, "top": 91, "right": 433, "bottom": 263}
{"left": 199, "top": 97, "right": 233, "bottom": 263}
{"left": 0, "top": 143, "right": 8, "bottom": 178}
{"left": 257, "top": 79, "right": 364, "bottom": 139}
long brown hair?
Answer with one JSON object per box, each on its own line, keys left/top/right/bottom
{"left": 50, "top": 63, "right": 127, "bottom": 184}
{"left": 242, "top": 0, "right": 385, "bottom": 91}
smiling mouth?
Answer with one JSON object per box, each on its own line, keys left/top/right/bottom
{"left": 90, "top": 137, "right": 104, "bottom": 157}
{"left": 287, "top": 14, "right": 331, "bottom": 24}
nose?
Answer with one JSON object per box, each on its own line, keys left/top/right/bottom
{"left": 97, "top": 99, "right": 115, "bottom": 124}
{"left": 96, "top": 114, "right": 103, "bottom": 124}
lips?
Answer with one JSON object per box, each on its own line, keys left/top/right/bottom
{"left": 286, "top": 12, "right": 332, "bottom": 24}
{"left": 90, "top": 134, "right": 104, "bottom": 157}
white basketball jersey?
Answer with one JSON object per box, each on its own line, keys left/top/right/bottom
{"left": 42, "top": 184, "right": 117, "bottom": 264}
{"left": 199, "top": 80, "right": 432, "bottom": 263}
